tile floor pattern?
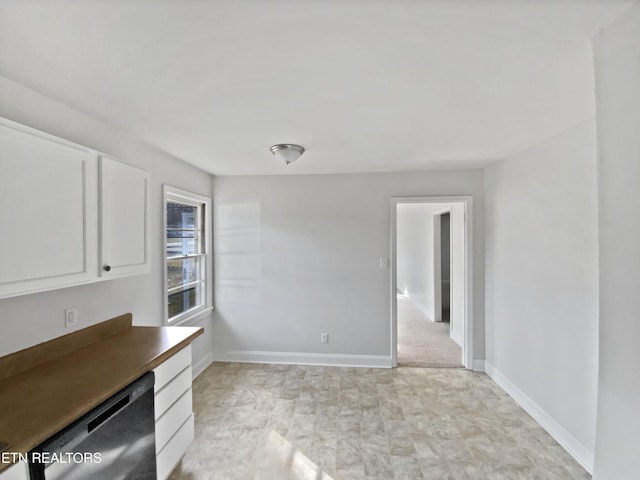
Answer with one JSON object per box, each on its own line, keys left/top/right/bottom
{"left": 169, "top": 363, "right": 591, "bottom": 480}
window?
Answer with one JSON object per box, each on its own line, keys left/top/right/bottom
{"left": 164, "top": 186, "right": 211, "bottom": 324}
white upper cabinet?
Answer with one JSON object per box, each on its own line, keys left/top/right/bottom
{"left": 0, "top": 117, "right": 149, "bottom": 299}
{"left": 99, "top": 156, "right": 150, "bottom": 279}
{"left": 0, "top": 119, "right": 98, "bottom": 298}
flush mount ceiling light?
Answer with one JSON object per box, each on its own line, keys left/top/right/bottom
{"left": 270, "top": 144, "right": 305, "bottom": 165}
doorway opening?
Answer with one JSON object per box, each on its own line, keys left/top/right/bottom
{"left": 390, "top": 197, "right": 473, "bottom": 369}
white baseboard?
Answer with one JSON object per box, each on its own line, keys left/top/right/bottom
{"left": 402, "top": 295, "right": 435, "bottom": 321}
{"left": 212, "top": 350, "right": 393, "bottom": 368}
{"left": 192, "top": 351, "right": 214, "bottom": 379}
{"left": 484, "top": 362, "right": 593, "bottom": 474}
{"left": 416, "top": 303, "right": 434, "bottom": 321}
{"left": 472, "top": 359, "right": 485, "bottom": 372}
{"left": 450, "top": 331, "right": 464, "bottom": 348}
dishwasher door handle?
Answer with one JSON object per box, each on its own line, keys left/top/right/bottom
{"left": 87, "top": 395, "right": 130, "bottom": 433}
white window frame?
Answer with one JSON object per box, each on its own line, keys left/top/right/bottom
{"left": 163, "top": 185, "right": 212, "bottom": 325}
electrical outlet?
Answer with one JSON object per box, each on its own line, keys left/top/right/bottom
{"left": 65, "top": 307, "right": 78, "bottom": 328}
{"left": 321, "top": 332, "right": 329, "bottom": 344}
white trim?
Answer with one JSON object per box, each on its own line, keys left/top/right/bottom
{"left": 213, "top": 351, "right": 393, "bottom": 368}
{"left": 163, "top": 185, "right": 213, "bottom": 326}
{"left": 390, "top": 199, "right": 398, "bottom": 367}
{"left": 166, "top": 297, "right": 209, "bottom": 326}
{"left": 165, "top": 186, "right": 211, "bottom": 207}
{"left": 450, "top": 330, "right": 464, "bottom": 348}
{"left": 390, "top": 196, "right": 474, "bottom": 369}
{"left": 192, "top": 351, "right": 214, "bottom": 379}
{"left": 472, "top": 359, "right": 485, "bottom": 372}
{"left": 170, "top": 306, "right": 214, "bottom": 327}
{"left": 404, "top": 296, "right": 432, "bottom": 320}
{"left": 484, "top": 362, "right": 593, "bottom": 473}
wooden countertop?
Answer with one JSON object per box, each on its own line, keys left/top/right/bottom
{"left": 0, "top": 314, "right": 203, "bottom": 473}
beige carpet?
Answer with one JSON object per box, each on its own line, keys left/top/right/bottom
{"left": 397, "top": 296, "right": 463, "bottom": 368}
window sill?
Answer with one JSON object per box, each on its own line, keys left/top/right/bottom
{"left": 167, "top": 306, "right": 214, "bottom": 327}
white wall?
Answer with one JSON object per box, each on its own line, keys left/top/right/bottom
{"left": 212, "top": 171, "right": 485, "bottom": 365}
{"left": 0, "top": 76, "right": 214, "bottom": 373}
{"left": 484, "top": 120, "right": 599, "bottom": 469}
{"left": 397, "top": 203, "right": 442, "bottom": 319}
{"left": 592, "top": 4, "right": 640, "bottom": 478}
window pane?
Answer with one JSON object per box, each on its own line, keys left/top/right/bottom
{"left": 168, "top": 284, "right": 201, "bottom": 318}
{"left": 167, "top": 257, "right": 200, "bottom": 289}
{"left": 167, "top": 202, "right": 197, "bottom": 229}
{"left": 167, "top": 229, "right": 196, "bottom": 238}
{"left": 166, "top": 234, "right": 197, "bottom": 256}
{"left": 165, "top": 191, "right": 209, "bottom": 323}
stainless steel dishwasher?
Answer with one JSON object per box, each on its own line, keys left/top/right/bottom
{"left": 28, "top": 372, "right": 156, "bottom": 480}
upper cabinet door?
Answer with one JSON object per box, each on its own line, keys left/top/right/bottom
{"left": 0, "top": 119, "right": 98, "bottom": 299}
{"left": 99, "top": 156, "right": 150, "bottom": 279}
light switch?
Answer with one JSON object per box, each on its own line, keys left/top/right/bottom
{"left": 379, "top": 257, "right": 389, "bottom": 269}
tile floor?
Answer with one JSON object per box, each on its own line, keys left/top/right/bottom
{"left": 169, "top": 363, "right": 590, "bottom": 480}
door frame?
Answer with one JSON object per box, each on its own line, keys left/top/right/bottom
{"left": 390, "top": 196, "right": 474, "bottom": 369}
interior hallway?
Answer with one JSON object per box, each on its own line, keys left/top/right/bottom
{"left": 169, "top": 362, "right": 590, "bottom": 480}
{"left": 397, "top": 296, "right": 463, "bottom": 368}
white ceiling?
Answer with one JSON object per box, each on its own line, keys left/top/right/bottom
{"left": 0, "top": 0, "right": 634, "bottom": 175}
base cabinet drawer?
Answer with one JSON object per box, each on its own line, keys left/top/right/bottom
{"left": 154, "top": 346, "right": 191, "bottom": 392}
{"left": 156, "top": 414, "right": 195, "bottom": 480}
{"left": 153, "top": 346, "right": 194, "bottom": 480}
{"left": 155, "top": 366, "right": 191, "bottom": 421}
{"left": 155, "top": 388, "right": 193, "bottom": 454}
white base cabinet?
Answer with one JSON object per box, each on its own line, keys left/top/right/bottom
{"left": 0, "top": 463, "right": 28, "bottom": 480}
{"left": 0, "top": 347, "right": 194, "bottom": 480}
{"left": 153, "top": 346, "right": 194, "bottom": 480}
